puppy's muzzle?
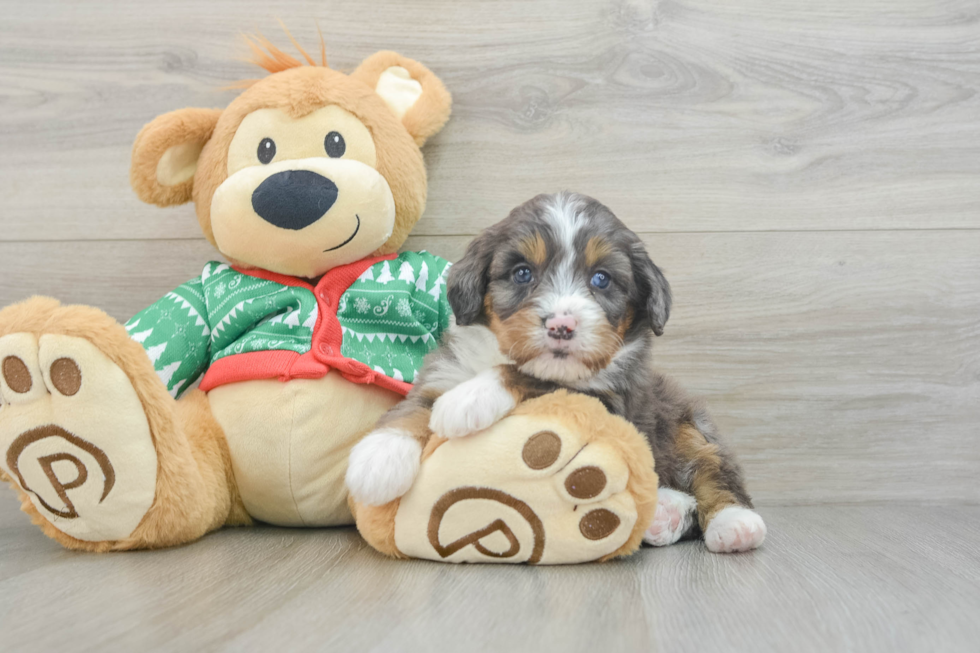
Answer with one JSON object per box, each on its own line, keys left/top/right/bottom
{"left": 251, "top": 170, "right": 339, "bottom": 231}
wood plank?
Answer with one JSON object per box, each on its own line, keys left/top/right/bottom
{"left": 2, "top": 0, "right": 980, "bottom": 241}
{"left": 0, "top": 499, "right": 977, "bottom": 652}
{"left": 0, "top": 230, "right": 976, "bottom": 505}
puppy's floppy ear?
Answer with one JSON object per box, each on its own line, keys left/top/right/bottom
{"left": 629, "top": 241, "right": 672, "bottom": 336}
{"left": 351, "top": 51, "right": 452, "bottom": 147}
{"left": 447, "top": 231, "right": 496, "bottom": 326}
{"left": 131, "top": 108, "right": 223, "bottom": 207}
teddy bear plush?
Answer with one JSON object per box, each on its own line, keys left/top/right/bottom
{"left": 354, "top": 390, "right": 659, "bottom": 564}
{"left": 0, "top": 34, "right": 455, "bottom": 550}
{"left": 0, "top": 33, "right": 658, "bottom": 563}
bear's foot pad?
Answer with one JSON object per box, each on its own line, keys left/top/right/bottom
{"left": 393, "top": 396, "right": 649, "bottom": 564}
{"left": 0, "top": 333, "right": 157, "bottom": 542}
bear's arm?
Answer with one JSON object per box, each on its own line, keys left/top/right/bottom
{"left": 124, "top": 276, "right": 212, "bottom": 399}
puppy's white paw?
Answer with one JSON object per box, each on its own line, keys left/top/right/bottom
{"left": 429, "top": 368, "right": 516, "bottom": 439}
{"left": 345, "top": 428, "right": 422, "bottom": 506}
{"left": 704, "top": 506, "right": 767, "bottom": 553}
{"left": 643, "top": 487, "right": 697, "bottom": 547}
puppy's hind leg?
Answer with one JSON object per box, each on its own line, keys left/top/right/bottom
{"left": 674, "top": 424, "right": 766, "bottom": 553}
{"left": 643, "top": 487, "right": 698, "bottom": 547}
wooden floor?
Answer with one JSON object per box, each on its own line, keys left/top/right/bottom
{"left": 1, "top": 497, "right": 978, "bottom": 652}
{"left": 0, "top": 0, "right": 978, "bottom": 650}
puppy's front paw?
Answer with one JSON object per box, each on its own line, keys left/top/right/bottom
{"left": 429, "top": 369, "right": 516, "bottom": 439}
{"left": 345, "top": 429, "right": 422, "bottom": 506}
{"left": 704, "top": 506, "right": 767, "bottom": 553}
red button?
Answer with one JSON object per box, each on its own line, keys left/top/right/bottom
{"left": 319, "top": 292, "right": 331, "bottom": 307}
{"left": 318, "top": 343, "right": 333, "bottom": 356}
{"left": 346, "top": 370, "right": 373, "bottom": 384}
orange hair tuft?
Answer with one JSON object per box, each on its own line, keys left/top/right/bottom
{"left": 242, "top": 22, "right": 327, "bottom": 75}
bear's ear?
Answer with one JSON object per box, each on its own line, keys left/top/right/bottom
{"left": 130, "top": 107, "right": 223, "bottom": 207}
{"left": 351, "top": 51, "right": 452, "bottom": 147}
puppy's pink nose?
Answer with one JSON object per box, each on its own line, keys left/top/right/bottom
{"left": 546, "top": 314, "right": 577, "bottom": 340}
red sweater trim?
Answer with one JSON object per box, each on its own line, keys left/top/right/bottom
{"left": 198, "top": 254, "right": 412, "bottom": 397}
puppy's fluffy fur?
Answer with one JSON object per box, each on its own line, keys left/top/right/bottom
{"left": 347, "top": 192, "right": 766, "bottom": 553}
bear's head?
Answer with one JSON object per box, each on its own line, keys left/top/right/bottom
{"left": 130, "top": 33, "right": 451, "bottom": 278}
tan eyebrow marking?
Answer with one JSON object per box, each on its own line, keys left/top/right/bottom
{"left": 517, "top": 232, "right": 548, "bottom": 266}
{"left": 584, "top": 236, "right": 613, "bottom": 267}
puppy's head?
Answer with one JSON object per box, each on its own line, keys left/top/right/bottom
{"left": 448, "top": 192, "right": 671, "bottom": 384}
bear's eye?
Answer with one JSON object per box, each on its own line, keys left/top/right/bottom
{"left": 257, "top": 138, "right": 276, "bottom": 164}
{"left": 325, "top": 131, "right": 346, "bottom": 158}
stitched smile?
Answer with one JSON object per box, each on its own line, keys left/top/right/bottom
{"left": 323, "top": 215, "right": 360, "bottom": 252}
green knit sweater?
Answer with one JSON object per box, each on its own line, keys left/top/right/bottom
{"left": 124, "top": 252, "right": 453, "bottom": 398}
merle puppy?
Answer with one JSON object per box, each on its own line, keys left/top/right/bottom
{"left": 347, "top": 192, "right": 766, "bottom": 553}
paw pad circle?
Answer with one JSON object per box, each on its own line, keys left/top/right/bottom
{"left": 579, "top": 508, "right": 621, "bottom": 540}
{"left": 522, "top": 431, "right": 561, "bottom": 470}
{"left": 49, "top": 358, "right": 81, "bottom": 396}
{"left": 2, "top": 356, "right": 32, "bottom": 393}
{"left": 565, "top": 466, "right": 606, "bottom": 499}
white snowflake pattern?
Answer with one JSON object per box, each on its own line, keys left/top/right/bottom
{"left": 396, "top": 297, "right": 413, "bottom": 318}
{"left": 213, "top": 282, "right": 227, "bottom": 298}
{"left": 354, "top": 297, "right": 371, "bottom": 314}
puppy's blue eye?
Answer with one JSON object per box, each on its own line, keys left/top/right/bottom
{"left": 513, "top": 266, "right": 533, "bottom": 284}
{"left": 591, "top": 271, "right": 611, "bottom": 290}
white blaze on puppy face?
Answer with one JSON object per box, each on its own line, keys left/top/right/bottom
{"left": 515, "top": 194, "right": 622, "bottom": 384}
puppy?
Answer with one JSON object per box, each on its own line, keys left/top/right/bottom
{"left": 346, "top": 192, "right": 766, "bottom": 553}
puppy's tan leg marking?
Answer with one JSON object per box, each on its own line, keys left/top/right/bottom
{"left": 674, "top": 425, "right": 740, "bottom": 531}
{"left": 382, "top": 404, "right": 434, "bottom": 445}
{"left": 675, "top": 425, "right": 766, "bottom": 552}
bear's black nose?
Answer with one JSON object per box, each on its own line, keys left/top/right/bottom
{"left": 251, "top": 170, "right": 338, "bottom": 230}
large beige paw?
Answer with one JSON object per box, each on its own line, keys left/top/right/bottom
{"left": 393, "top": 392, "right": 657, "bottom": 564}
{"left": 0, "top": 333, "right": 157, "bottom": 542}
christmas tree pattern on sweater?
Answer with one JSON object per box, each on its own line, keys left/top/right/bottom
{"left": 124, "top": 252, "right": 452, "bottom": 398}
{"left": 338, "top": 254, "right": 451, "bottom": 382}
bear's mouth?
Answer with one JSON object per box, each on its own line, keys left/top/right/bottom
{"left": 323, "top": 214, "right": 361, "bottom": 252}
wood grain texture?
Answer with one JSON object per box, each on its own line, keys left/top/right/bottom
{"left": 1, "top": 0, "right": 979, "bottom": 240}
{"left": 0, "top": 496, "right": 978, "bottom": 653}
{"left": 1, "top": 231, "right": 976, "bottom": 505}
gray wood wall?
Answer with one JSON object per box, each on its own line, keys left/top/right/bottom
{"left": 1, "top": 0, "right": 977, "bottom": 506}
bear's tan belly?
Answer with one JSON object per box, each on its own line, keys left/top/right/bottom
{"left": 207, "top": 371, "right": 400, "bottom": 527}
